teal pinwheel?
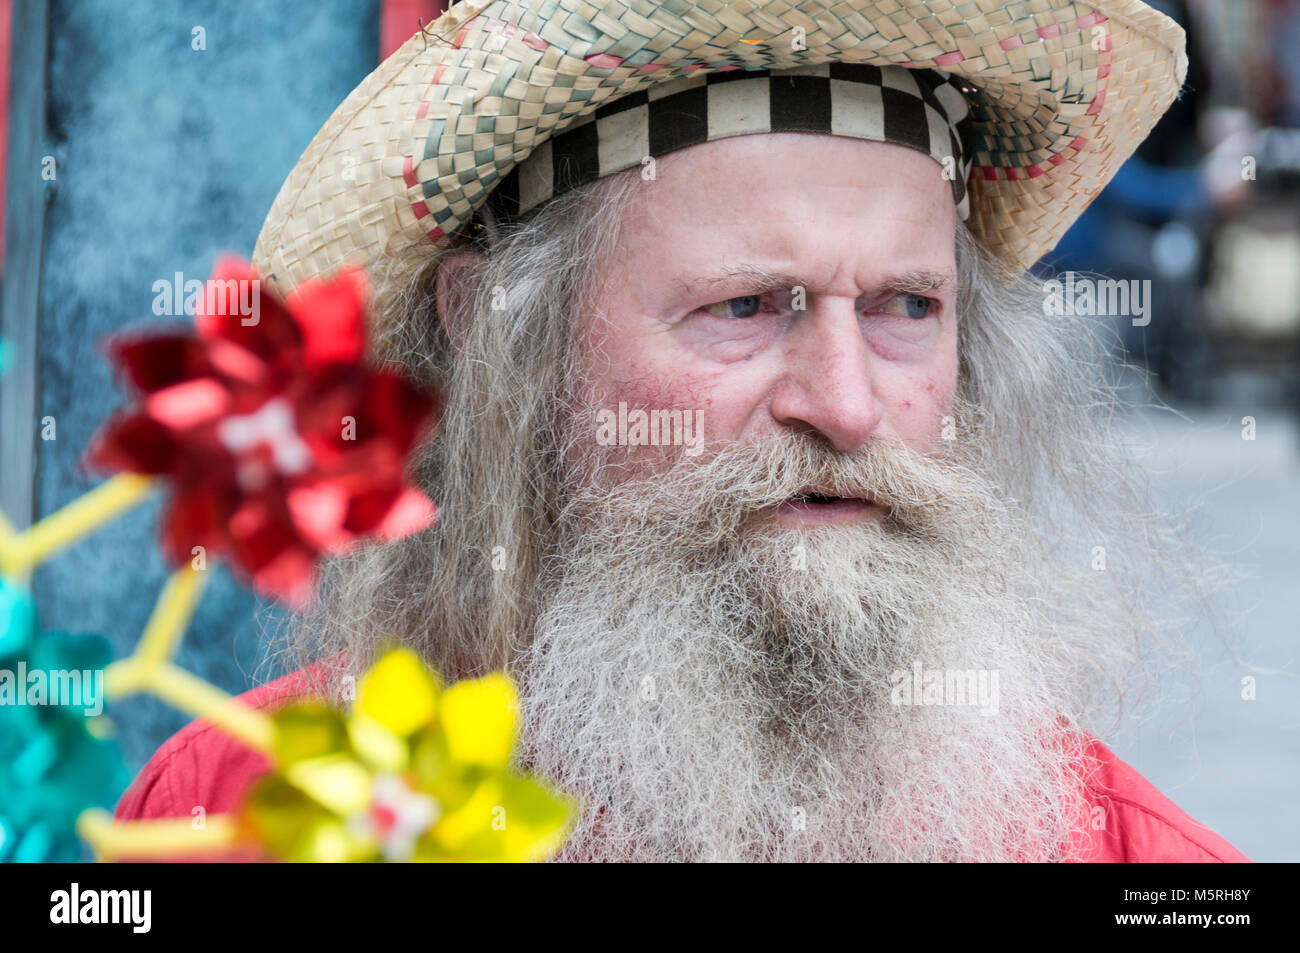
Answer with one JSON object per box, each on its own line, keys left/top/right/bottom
{"left": 0, "top": 576, "right": 130, "bottom": 862}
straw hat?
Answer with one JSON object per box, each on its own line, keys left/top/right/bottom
{"left": 251, "top": 0, "right": 1187, "bottom": 295}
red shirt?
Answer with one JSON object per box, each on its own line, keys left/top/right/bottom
{"left": 114, "top": 666, "right": 1251, "bottom": 862}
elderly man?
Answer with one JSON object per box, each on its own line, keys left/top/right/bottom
{"left": 116, "top": 0, "right": 1248, "bottom": 862}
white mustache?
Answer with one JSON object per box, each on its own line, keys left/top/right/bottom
{"left": 556, "top": 429, "right": 1006, "bottom": 560}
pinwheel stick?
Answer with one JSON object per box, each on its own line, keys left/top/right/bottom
{"left": 104, "top": 563, "right": 274, "bottom": 754}
{"left": 0, "top": 474, "right": 155, "bottom": 577}
{"left": 136, "top": 563, "right": 207, "bottom": 667}
{"left": 77, "top": 808, "right": 243, "bottom": 860}
{"left": 105, "top": 660, "right": 275, "bottom": 753}
{"left": 0, "top": 509, "right": 18, "bottom": 577}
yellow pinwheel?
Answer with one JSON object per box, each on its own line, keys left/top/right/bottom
{"left": 239, "top": 647, "right": 572, "bottom": 862}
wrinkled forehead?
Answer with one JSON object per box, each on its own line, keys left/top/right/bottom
{"left": 586, "top": 133, "right": 958, "bottom": 306}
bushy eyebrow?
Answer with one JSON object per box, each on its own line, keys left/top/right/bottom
{"left": 677, "top": 263, "right": 955, "bottom": 301}
{"left": 882, "top": 270, "right": 956, "bottom": 295}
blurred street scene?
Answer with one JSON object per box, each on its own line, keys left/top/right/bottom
{"left": 1044, "top": 0, "right": 1300, "bottom": 413}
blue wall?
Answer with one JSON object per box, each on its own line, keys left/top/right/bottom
{"left": 34, "top": 0, "right": 380, "bottom": 771}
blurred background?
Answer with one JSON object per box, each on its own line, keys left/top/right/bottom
{"left": 1036, "top": 0, "right": 1300, "bottom": 864}
{"left": 0, "top": 0, "right": 1296, "bottom": 860}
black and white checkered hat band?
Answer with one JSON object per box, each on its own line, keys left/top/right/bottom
{"left": 485, "top": 63, "right": 976, "bottom": 225}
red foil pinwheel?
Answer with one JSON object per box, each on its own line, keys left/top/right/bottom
{"left": 86, "top": 257, "right": 441, "bottom": 607}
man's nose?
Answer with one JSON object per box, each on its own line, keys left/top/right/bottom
{"left": 767, "top": 302, "right": 883, "bottom": 452}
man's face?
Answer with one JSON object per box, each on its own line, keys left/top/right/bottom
{"left": 490, "top": 134, "right": 1083, "bottom": 861}
{"left": 578, "top": 132, "right": 959, "bottom": 524}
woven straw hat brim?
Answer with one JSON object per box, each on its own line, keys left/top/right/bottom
{"left": 252, "top": 0, "right": 1187, "bottom": 295}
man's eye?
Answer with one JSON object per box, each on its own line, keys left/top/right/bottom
{"left": 882, "top": 293, "right": 937, "bottom": 320}
{"left": 702, "top": 295, "right": 763, "bottom": 319}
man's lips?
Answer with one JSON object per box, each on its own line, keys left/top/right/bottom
{"left": 773, "top": 487, "right": 879, "bottom": 523}
{"left": 788, "top": 486, "right": 876, "bottom": 505}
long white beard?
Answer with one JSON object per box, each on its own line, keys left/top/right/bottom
{"left": 513, "top": 431, "right": 1095, "bottom": 862}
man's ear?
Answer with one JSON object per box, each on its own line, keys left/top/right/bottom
{"left": 434, "top": 249, "right": 486, "bottom": 351}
